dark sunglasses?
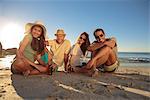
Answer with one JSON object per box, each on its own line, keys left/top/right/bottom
{"left": 95, "top": 34, "right": 104, "bottom": 39}
{"left": 80, "top": 37, "right": 86, "bottom": 41}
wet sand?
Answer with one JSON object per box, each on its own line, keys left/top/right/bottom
{"left": 0, "top": 66, "right": 150, "bottom": 100}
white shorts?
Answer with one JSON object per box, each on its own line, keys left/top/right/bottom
{"left": 104, "top": 61, "right": 119, "bottom": 72}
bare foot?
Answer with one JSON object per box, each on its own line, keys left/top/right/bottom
{"left": 51, "top": 63, "right": 57, "bottom": 69}
{"left": 73, "top": 67, "right": 81, "bottom": 73}
{"left": 23, "top": 70, "right": 30, "bottom": 77}
{"left": 66, "top": 66, "right": 74, "bottom": 73}
{"left": 85, "top": 59, "right": 95, "bottom": 69}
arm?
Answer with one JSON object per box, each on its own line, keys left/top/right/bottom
{"left": 48, "top": 39, "right": 53, "bottom": 46}
{"left": 64, "top": 54, "right": 69, "bottom": 71}
{"left": 17, "top": 35, "right": 29, "bottom": 59}
{"left": 87, "top": 37, "right": 117, "bottom": 52}
{"left": 104, "top": 37, "right": 116, "bottom": 49}
{"left": 64, "top": 40, "right": 71, "bottom": 71}
{"left": 87, "top": 42, "right": 105, "bottom": 52}
{"left": 46, "top": 48, "right": 53, "bottom": 65}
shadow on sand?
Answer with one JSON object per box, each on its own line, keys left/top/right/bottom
{"left": 11, "top": 74, "right": 59, "bottom": 99}
{"left": 11, "top": 72, "right": 150, "bottom": 99}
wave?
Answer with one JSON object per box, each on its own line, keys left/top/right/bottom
{"left": 119, "top": 57, "right": 150, "bottom": 63}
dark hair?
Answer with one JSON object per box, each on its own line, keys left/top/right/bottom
{"left": 80, "top": 32, "right": 90, "bottom": 56}
{"left": 31, "top": 25, "right": 45, "bottom": 53}
{"left": 93, "top": 28, "right": 105, "bottom": 39}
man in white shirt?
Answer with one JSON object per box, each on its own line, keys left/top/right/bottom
{"left": 48, "top": 29, "right": 71, "bottom": 71}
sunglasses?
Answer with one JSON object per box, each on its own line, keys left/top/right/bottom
{"left": 80, "top": 36, "right": 86, "bottom": 41}
{"left": 95, "top": 34, "right": 104, "bottom": 39}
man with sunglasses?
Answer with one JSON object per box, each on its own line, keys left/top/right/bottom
{"left": 85, "top": 28, "right": 119, "bottom": 76}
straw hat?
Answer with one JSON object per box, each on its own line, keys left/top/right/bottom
{"left": 25, "top": 21, "right": 47, "bottom": 37}
{"left": 55, "top": 29, "right": 66, "bottom": 36}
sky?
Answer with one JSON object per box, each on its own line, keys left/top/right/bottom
{"left": 0, "top": 0, "right": 149, "bottom": 52}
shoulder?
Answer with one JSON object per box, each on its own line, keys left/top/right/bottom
{"left": 25, "top": 33, "right": 32, "bottom": 38}
{"left": 106, "top": 37, "right": 117, "bottom": 42}
{"left": 110, "top": 37, "right": 117, "bottom": 41}
{"left": 23, "top": 34, "right": 32, "bottom": 41}
{"left": 22, "top": 34, "right": 32, "bottom": 41}
{"left": 108, "top": 37, "right": 117, "bottom": 46}
{"left": 107, "top": 37, "right": 116, "bottom": 41}
{"left": 72, "top": 43, "right": 78, "bottom": 48}
{"left": 64, "top": 39, "right": 71, "bottom": 43}
{"left": 90, "top": 41, "right": 98, "bottom": 45}
{"left": 64, "top": 39, "right": 71, "bottom": 45}
{"left": 48, "top": 39, "right": 55, "bottom": 45}
{"left": 19, "top": 34, "right": 31, "bottom": 48}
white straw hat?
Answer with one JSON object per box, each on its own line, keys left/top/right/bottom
{"left": 25, "top": 21, "right": 47, "bottom": 37}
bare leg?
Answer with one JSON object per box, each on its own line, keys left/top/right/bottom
{"left": 74, "top": 46, "right": 117, "bottom": 76}
{"left": 88, "top": 46, "right": 117, "bottom": 76}
{"left": 85, "top": 46, "right": 111, "bottom": 69}
{"left": 37, "top": 66, "right": 49, "bottom": 73}
{"left": 83, "top": 45, "right": 117, "bottom": 74}
{"left": 29, "top": 69, "right": 42, "bottom": 75}
{"left": 12, "top": 58, "right": 34, "bottom": 74}
{"left": 29, "top": 66, "right": 48, "bottom": 75}
{"left": 92, "top": 47, "right": 117, "bottom": 69}
{"left": 105, "top": 49, "right": 117, "bottom": 66}
{"left": 91, "top": 50, "right": 99, "bottom": 58}
{"left": 92, "top": 46, "right": 111, "bottom": 61}
{"left": 80, "top": 54, "right": 109, "bottom": 77}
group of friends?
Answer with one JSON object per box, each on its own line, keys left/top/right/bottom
{"left": 11, "top": 21, "right": 119, "bottom": 77}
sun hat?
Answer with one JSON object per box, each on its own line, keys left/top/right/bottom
{"left": 25, "top": 21, "right": 47, "bottom": 37}
{"left": 55, "top": 29, "right": 66, "bottom": 36}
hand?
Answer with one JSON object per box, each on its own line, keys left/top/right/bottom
{"left": 51, "top": 63, "right": 57, "bottom": 69}
{"left": 65, "top": 65, "right": 71, "bottom": 72}
{"left": 86, "top": 59, "right": 96, "bottom": 69}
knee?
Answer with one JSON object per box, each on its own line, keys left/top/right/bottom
{"left": 17, "top": 61, "right": 24, "bottom": 67}
{"left": 103, "top": 46, "right": 112, "bottom": 53}
{"left": 13, "top": 59, "right": 25, "bottom": 69}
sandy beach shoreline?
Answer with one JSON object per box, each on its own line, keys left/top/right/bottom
{"left": 0, "top": 66, "right": 150, "bottom": 100}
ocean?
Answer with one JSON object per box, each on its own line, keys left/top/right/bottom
{"left": 0, "top": 52, "right": 150, "bottom": 69}
{"left": 118, "top": 52, "right": 150, "bottom": 67}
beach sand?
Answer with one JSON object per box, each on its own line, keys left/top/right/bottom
{"left": 0, "top": 66, "right": 150, "bottom": 100}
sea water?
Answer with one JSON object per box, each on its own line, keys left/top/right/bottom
{"left": 83, "top": 52, "right": 150, "bottom": 67}
{"left": 0, "top": 55, "right": 15, "bottom": 69}
{"left": 0, "top": 52, "right": 150, "bottom": 69}
{"left": 118, "top": 52, "right": 150, "bottom": 67}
